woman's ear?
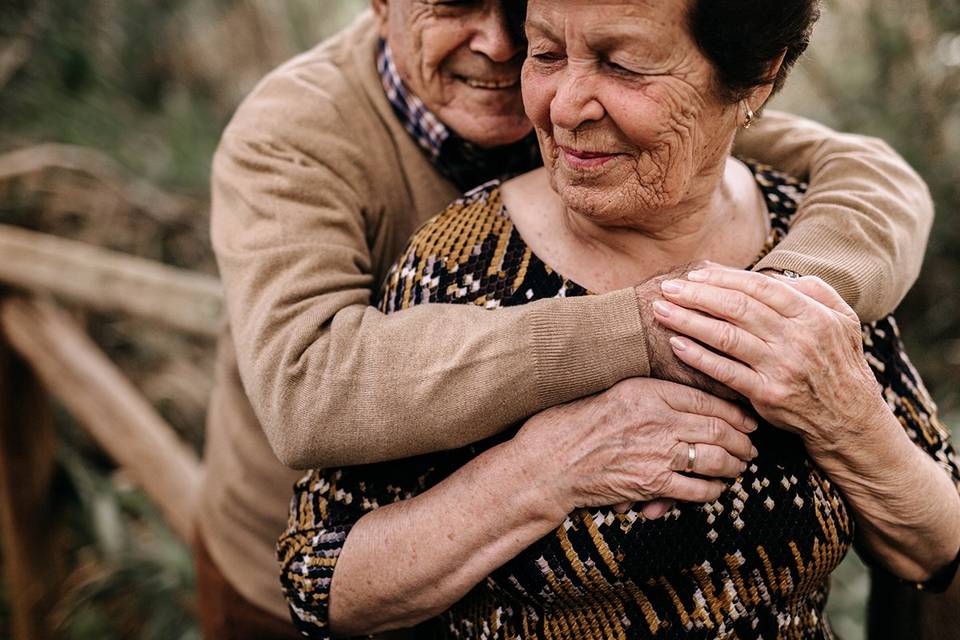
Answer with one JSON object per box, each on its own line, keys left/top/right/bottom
{"left": 748, "top": 49, "right": 787, "bottom": 113}
{"left": 371, "top": 0, "right": 390, "bottom": 37}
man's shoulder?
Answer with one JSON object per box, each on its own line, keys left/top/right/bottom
{"left": 221, "top": 11, "right": 386, "bottom": 151}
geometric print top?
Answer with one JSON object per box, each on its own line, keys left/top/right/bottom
{"left": 278, "top": 165, "right": 960, "bottom": 640}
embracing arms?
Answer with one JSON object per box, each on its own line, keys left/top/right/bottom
{"left": 279, "top": 381, "right": 757, "bottom": 636}
{"left": 212, "top": 81, "right": 649, "bottom": 468}
{"left": 214, "top": 70, "right": 931, "bottom": 469}
{"left": 737, "top": 110, "right": 933, "bottom": 320}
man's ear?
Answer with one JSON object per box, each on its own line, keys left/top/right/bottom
{"left": 747, "top": 49, "right": 787, "bottom": 113}
{"left": 371, "top": 0, "right": 390, "bottom": 37}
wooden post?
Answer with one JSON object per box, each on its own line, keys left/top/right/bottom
{"left": 0, "top": 296, "right": 202, "bottom": 541}
{"left": 0, "top": 309, "right": 61, "bottom": 640}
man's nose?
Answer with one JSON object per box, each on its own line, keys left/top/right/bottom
{"left": 469, "top": 4, "right": 525, "bottom": 64}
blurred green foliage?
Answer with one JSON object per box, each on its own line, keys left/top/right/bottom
{"left": 0, "top": 1, "right": 957, "bottom": 638}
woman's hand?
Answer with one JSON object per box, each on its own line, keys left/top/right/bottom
{"left": 653, "top": 266, "right": 960, "bottom": 584}
{"left": 652, "top": 266, "right": 886, "bottom": 453}
{"left": 513, "top": 377, "right": 758, "bottom": 519}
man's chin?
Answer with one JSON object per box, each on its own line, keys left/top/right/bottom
{"left": 444, "top": 111, "right": 533, "bottom": 149}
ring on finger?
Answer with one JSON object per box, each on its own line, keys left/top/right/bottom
{"left": 684, "top": 443, "right": 697, "bottom": 473}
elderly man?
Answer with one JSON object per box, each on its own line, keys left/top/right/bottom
{"left": 196, "top": 1, "right": 932, "bottom": 638}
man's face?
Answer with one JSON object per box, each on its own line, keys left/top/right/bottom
{"left": 375, "top": 0, "right": 532, "bottom": 148}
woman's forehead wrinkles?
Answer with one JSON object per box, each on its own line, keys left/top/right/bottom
{"left": 525, "top": 10, "right": 564, "bottom": 39}
{"left": 527, "top": 4, "right": 676, "bottom": 58}
{"left": 580, "top": 23, "right": 667, "bottom": 54}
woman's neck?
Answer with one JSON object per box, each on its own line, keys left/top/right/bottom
{"left": 501, "top": 159, "right": 769, "bottom": 293}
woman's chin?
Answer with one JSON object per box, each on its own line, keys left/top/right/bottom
{"left": 556, "top": 182, "right": 628, "bottom": 222}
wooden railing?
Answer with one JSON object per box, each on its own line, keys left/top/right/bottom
{"left": 0, "top": 223, "right": 216, "bottom": 639}
{"left": 0, "top": 222, "right": 957, "bottom": 639}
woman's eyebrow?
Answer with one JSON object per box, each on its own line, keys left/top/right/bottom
{"left": 525, "top": 15, "right": 561, "bottom": 39}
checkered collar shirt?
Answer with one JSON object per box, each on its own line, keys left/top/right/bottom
{"left": 377, "top": 40, "right": 541, "bottom": 191}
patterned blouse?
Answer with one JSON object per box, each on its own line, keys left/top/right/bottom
{"left": 278, "top": 165, "right": 960, "bottom": 640}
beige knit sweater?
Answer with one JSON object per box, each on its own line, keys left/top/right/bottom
{"left": 199, "top": 11, "right": 933, "bottom": 622}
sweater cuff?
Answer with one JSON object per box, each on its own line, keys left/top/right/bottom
{"left": 529, "top": 288, "right": 649, "bottom": 409}
{"left": 753, "top": 223, "right": 889, "bottom": 321}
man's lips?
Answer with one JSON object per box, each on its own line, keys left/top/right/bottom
{"left": 454, "top": 74, "right": 520, "bottom": 90}
{"left": 560, "top": 146, "right": 621, "bottom": 169}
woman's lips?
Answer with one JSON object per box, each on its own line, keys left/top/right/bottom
{"left": 560, "top": 146, "right": 620, "bottom": 169}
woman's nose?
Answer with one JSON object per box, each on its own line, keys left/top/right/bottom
{"left": 469, "top": 5, "right": 525, "bottom": 63}
{"left": 550, "top": 68, "right": 605, "bottom": 131}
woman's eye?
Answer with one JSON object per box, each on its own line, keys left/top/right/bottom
{"left": 428, "top": 0, "right": 477, "bottom": 14}
{"left": 606, "top": 60, "right": 635, "bottom": 75}
{"left": 532, "top": 52, "right": 565, "bottom": 63}
{"left": 430, "top": 0, "right": 476, "bottom": 8}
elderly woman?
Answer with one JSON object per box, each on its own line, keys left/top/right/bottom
{"left": 278, "top": 0, "right": 960, "bottom": 637}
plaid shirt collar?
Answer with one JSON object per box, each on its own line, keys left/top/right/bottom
{"left": 377, "top": 40, "right": 541, "bottom": 191}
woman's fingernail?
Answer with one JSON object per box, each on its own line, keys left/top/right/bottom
{"left": 661, "top": 280, "right": 684, "bottom": 294}
{"left": 746, "top": 418, "right": 758, "bottom": 432}
{"left": 652, "top": 300, "right": 671, "bottom": 318}
{"left": 687, "top": 269, "right": 709, "bottom": 282}
{"left": 751, "top": 446, "right": 759, "bottom": 459}
{"left": 669, "top": 336, "right": 688, "bottom": 351}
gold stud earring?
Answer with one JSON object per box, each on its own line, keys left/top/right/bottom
{"left": 742, "top": 102, "right": 755, "bottom": 129}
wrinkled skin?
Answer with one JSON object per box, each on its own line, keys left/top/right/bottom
{"left": 373, "top": 0, "right": 531, "bottom": 147}
{"left": 636, "top": 261, "right": 745, "bottom": 401}
{"left": 513, "top": 377, "right": 758, "bottom": 516}
{"left": 656, "top": 267, "right": 887, "bottom": 454}
{"left": 521, "top": 0, "right": 757, "bottom": 226}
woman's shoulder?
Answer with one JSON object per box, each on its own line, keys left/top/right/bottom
{"left": 747, "top": 161, "right": 808, "bottom": 225}
{"left": 377, "top": 179, "right": 530, "bottom": 313}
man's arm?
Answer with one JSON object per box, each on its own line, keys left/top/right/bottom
{"left": 212, "top": 89, "right": 649, "bottom": 470}
{"left": 735, "top": 110, "right": 934, "bottom": 321}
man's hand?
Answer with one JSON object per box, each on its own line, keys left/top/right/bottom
{"left": 634, "top": 262, "right": 741, "bottom": 401}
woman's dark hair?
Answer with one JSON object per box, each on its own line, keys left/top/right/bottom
{"left": 509, "top": 0, "right": 820, "bottom": 103}
{"left": 689, "top": 0, "right": 821, "bottom": 102}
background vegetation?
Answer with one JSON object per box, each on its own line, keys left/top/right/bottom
{"left": 0, "top": 1, "right": 956, "bottom": 638}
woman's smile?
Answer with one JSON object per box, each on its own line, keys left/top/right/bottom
{"left": 559, "top": 146, "right": 622, "bottom": 170}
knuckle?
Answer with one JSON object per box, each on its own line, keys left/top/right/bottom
{"left": 705, "top": 482, "right": 725, "bottom": 502}
{"left": 746, "top": 275, "right": 771, "bottom": 299}
{"left": 734, "top": 432, "right": 752, "bottom": 454}
{"left": 712, "top": 359, "right": 736, "bottom": 383}
{"left": 706, "top": 418, "right": 724, "bottom": 443}
{"left": 723, "top": 293, "right": 750, "bottom": 320}
{"left": 690, "top": 389, "right": 709, "bottom": 415}
{"left": 766, "top": 382, "right": 793, "bottom": 407}
{"left": 717, "top": 323, "right": 740, "bottom": 353}
{"left": 643, "top": 470, "right": 672, "bottom": 499}
{"left": 693, "top": 483, "right": 714, "bottom": 503}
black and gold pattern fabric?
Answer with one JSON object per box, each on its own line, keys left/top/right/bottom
{"left": 278, "top": 165, "right": 960, "bottom": 640}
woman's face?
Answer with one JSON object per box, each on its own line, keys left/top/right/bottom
{"left": 522, "top": 0, "right": 740, "bottom": 226}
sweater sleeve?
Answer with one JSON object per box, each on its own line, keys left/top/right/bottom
{"left": 735, "top": 110, "right": 933, "bottom": 321}
{"left": 211, "top": 89, "right": 648, "bottom": 470}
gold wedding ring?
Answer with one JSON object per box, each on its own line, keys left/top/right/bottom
{"left": 685, "top": 443, "right": 697, "bottom": 474}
